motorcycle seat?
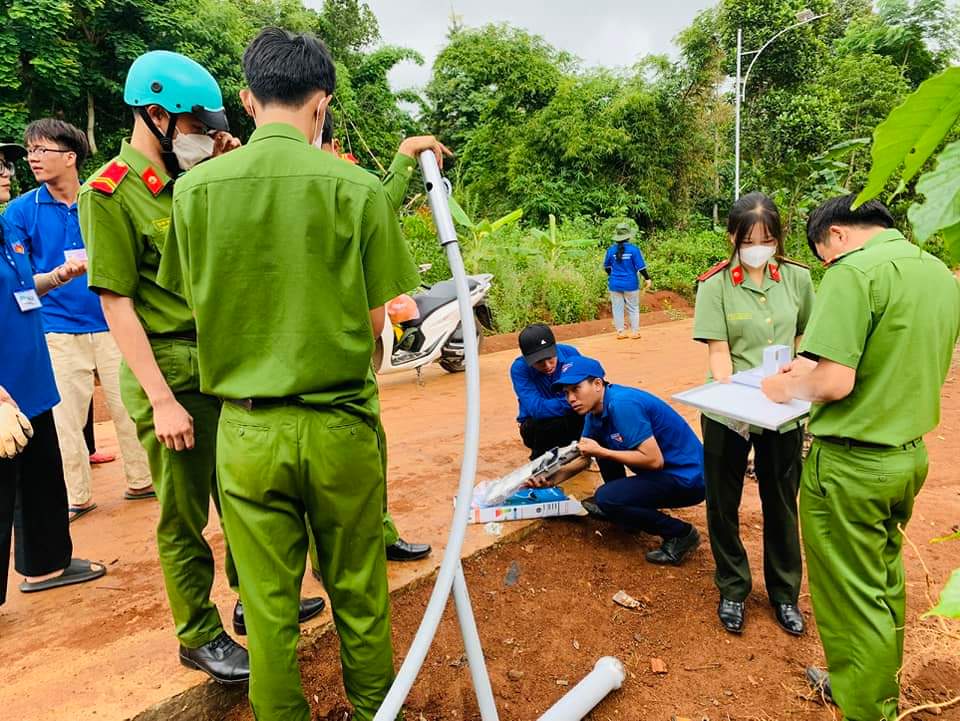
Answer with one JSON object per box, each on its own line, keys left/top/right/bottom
{"left": 408, "top": 278, "right": 480, "bottom": 326}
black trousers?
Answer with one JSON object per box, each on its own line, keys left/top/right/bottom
{"left": 83, "top": 399, "right": 96, "bottom": 455}
{"left": 0, "top": 410, "right": 72, "bottom": 605}
{"left": 701, "top": 415, "right": 803, "bottom": 604}
{"left": 518, "top": 413, "right": 585, "bottom": 459}
{"left": 594, "top": 460, "right": 705, "bottom": 539}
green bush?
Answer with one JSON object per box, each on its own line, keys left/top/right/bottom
{"left": 644, "top": 228, "right": 729, "bottom": 299}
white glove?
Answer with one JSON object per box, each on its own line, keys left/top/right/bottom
{"left": 0, "top": 402, "right": 33, "bottom": 458}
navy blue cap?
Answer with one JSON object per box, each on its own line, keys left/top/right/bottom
{"left": 550, "top": 356, "right": 606, "bottom": 392}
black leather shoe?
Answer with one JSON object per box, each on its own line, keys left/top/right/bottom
{"left": 773, "top": 602, "right": 805, "bottom": 636}
{"left": 179, "top": 631, "right": 249, "bottom": 684}
{"left": 645, "top": 526, "right": 700, "bottom": 565}
{"left": 718, "top": 597, "right": 745, "bottom": 634}
{"left": 580, "top": 496, "right": 609, "bottom": 520}
{"left": 805, "top": 666, "right": 834, "bottom": 704}
{"left": 233, "top": 597, "right": 327, "bottom": 636}
{"left": 386, "top": 538, "right": 432, "bottom": 562}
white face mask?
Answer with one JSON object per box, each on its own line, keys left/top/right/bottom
{"left": 172, "top": 133, "right": 215, "bottom": 170}
{"left": 739, "top": 245, "right": 776, "bottom": 269}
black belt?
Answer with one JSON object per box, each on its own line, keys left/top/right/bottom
{"left": 225, "top": 397, "right": 305, "bottom": 411}
{"left": 817, "top": 435, "right": 921, "bottom": 451}
{"left": 148, "top": 331, "right": 197, "bottom": 342}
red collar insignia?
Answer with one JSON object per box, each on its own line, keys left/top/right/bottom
{"left": 140, "top": 166, "right": 166, "bottom": 196}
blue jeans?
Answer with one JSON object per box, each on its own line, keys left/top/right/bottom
{"left": 610, "top": 290, "right": 640, "bottom": 332}
{"left": 595, "top": 460, "right": 705, "bottom": 539}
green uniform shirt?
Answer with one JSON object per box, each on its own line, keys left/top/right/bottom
{"left": 157, "top": 122, "right": 420, "bottom": 416}
{"left": 800, "top": 229, "right": 960, "bottom": 446}
{"left": 693, "top": 258, "right": 816, "bottom": 433}
{"left": 693, "top": 259, "right": 816, "bottom": 374}
{"left": 381, "top": 153, "right": 416, "bottom": 211}
{"left": 79, "top": 141, "right": 194, "bottom": 335}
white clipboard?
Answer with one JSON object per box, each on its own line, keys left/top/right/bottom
{"left": 673, "top": 381, "right": 810, "bottom": 431}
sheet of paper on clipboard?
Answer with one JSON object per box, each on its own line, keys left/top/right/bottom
{"left": 672, "top": 345, "right": 810, "bottom": 431}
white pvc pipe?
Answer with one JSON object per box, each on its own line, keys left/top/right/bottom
{"left": 453, "top": 562, "right": 499, "bottom": 721}
{"left": 375, "top": 151, "right": 623, "bottom": 721}
{"left": 537, "top": 657, "right": 626, "bottom": 721}
{"left": 373, "top": 151, "right": 485, "bottom": 720}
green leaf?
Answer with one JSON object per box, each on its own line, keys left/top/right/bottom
{"left": 931, "top": 530, "right": 960, "bottom": 544}
{"left": 943, "top": 223, "right": 960, "bottom": 265}
{"left": 922, "top": 568, "right": 960, "bottom": 619}
{"left": 447, "top": 195, "right": 476, "bottom": 230}
{"left": 856, "top": 67, "right": 960, "bottom": 206}
{"left": 489, "top": 208, "right": 523, "bottom": 232}
{"left": 814, "top": 137, "right": 870, "bottom": 163}
{"left": 907, "top": 139, "right": 960, "bottom": 244}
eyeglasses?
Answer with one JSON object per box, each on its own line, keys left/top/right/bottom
{"left": 0, "top": 161, "right": 15, "bottom": 178}
{"left": 26, "top": 146, "right": 73, "bottom": 158}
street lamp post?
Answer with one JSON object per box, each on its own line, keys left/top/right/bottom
{"left": 733, "top": 9, "right": 827, "bottom": 201}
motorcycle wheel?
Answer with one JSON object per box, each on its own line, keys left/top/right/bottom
{"left": 439, "top": 324, "right": 483, "bottom": 373}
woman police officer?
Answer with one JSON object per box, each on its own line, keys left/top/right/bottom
{"left": 692, "top": 192, "right": 815, "bottom": 636}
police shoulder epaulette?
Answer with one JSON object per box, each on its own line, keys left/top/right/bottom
{"left": 697, "top": 259, "right": 731, "bottom": 282}
{"left": 89, "top": 160, "right": 130, "bottom": 195}
{"left": 777, "top": 256, "right": 809, "bottom": 269}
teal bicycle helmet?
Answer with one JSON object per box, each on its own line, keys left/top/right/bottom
{"left": 124, "top": 50, "right": 228, "bottom": 177}
{"left": 125, "top": 50, "right": 228, "bottom": 131}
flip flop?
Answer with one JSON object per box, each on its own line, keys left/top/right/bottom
{"left": 123, "top": 489, "right": 156, "bottom": 500}
{"left": 68, "top": 503, "right": 97, "bottom": 522}
{"left": 19, "top": 558, "right": 106, "bottom": 593}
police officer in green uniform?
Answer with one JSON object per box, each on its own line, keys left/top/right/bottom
{"left": 762, "top": 196, "right": 960, "bottom": 721}
{"left": 315, "top": 112, "right": 446, "bottom": 564}
{"left": 156, "top": 28, "right": 420, "bottom": 721}
{"left": 79, "top": 51, "right": 322, "bottom": 684}
{"left": 693, "top": 192, "right": 814, "bottom": 636}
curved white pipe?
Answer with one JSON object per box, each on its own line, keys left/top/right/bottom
{"left": 537, "top": 657, "right": 626, "bottom": 721}
{"left": 374, "top": 151, "right": 623, "bottom": 721}
{"left": 373, "top": 151, "right": 491, "bottom": 720}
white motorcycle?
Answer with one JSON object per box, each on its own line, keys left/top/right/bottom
{"left": 374, "top": 266, "right": 494, "bottom": 375}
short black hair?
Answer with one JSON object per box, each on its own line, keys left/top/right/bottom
{"left": 243, "top": 27, "right": 336, "bottom": 107}
{"left": 726, "top": 192, "right": 784, "bottom": 258}
{"left": 24, "top": 118, "right": 89, "bottom": 165}
{"left": 806, "top": 194, "right": 895, "bottom": 257}
{"left": 321, "top": 109, "right": 334, "bottom": 146}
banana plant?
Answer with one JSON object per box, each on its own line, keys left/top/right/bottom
{"left": 530, "top": 214, "right": 597, "bottom": 265}
{"left": 855, "top": 66, "right": 960, "bottom": 262}
{"left": 447, "top": 194, "right": 523, "bottom": 266}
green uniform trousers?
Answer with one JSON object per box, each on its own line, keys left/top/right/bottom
{"left": 701, "top": 415, "right": 803, "bottom": 604}
{"left": 308, "top": 419, "right": 398, "bottom": 573}
{"left": 217, "top": 401, "right": 393, "bottom": 721}
{"left": 119, "top": 339, "right": 238, "bottom": 648}
{"left": 801, "top": 438, "right": 928, "bottom": 721}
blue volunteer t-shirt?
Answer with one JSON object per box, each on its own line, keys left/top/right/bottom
{"left": 510, "top": 343, "right": 582, "bottom": 421}
{"left": 3, "top": 184, "right": 108, "bottom": 334}
{"left": 0, "top": 216, "right": 61, "bottom": 419}
{"left": 583, "top": 384, "right": 704, "bottom": 488}
{"left": 604, "top": 242, "right": 646, "bottom": 292}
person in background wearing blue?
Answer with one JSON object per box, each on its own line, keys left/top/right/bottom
{"left": 510, "top": 324, "right": 589, "bottom": 467}
{"left": 1, "top": 141, "right": 105, "bottom": 606}
{"left": 535, "top": 356, "right": 704, "bottom": 565}
{"left": 4, "top": 120, "right": 154, "bottom": 523}
{"left": 604, "top": 222, "right": 651, "bottom": 340}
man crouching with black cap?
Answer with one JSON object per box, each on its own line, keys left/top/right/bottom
{"left": 510, "top": 324, "right": 589, "bottom": 466}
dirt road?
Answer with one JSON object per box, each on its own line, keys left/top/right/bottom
{"left": 2, "top": 317, "right": 957, "bottom": 721}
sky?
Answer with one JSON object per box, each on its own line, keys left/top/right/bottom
{"left": 307, "top": 0, "right": 717, "bottom": 93}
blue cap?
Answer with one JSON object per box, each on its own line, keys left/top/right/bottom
{"left": 550, "top": 356, "right": 606, "bottom": 392}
